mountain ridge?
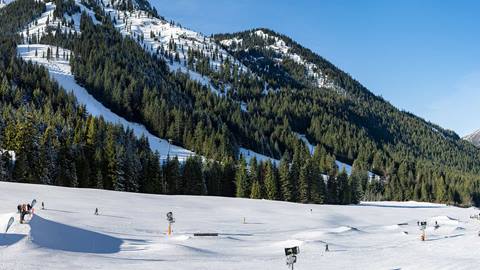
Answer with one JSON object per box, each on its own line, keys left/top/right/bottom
{"left": 1, "top": 0, "right": 480, "bottom": 205}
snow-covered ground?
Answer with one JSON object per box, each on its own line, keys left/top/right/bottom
{"left": 17, "top": 44, "right": 194, "bottom": 162}
{"left": 2, "top": 182, "right": 480, "bottom": 270}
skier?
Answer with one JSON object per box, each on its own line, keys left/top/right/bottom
{"left": 95, "top": 208, "right": 99, "bottom": 215}
{"left": 325, "top": 244, "right": 329, "bottom": 252}
{"left": 42, "top": 202, "right": 44, "bottom": 210}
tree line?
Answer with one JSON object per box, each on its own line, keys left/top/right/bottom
{"left": 2, "top": 0, "right": 480, "bottom": 206}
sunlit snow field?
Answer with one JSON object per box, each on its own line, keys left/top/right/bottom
{"left": 1, "top": 182, "right": 480, "bottom": 270}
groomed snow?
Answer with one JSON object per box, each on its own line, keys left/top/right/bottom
{"left": 2, "top": 182, "right": 480, "bottom": 269}
{"left": 17, "top": 44, "right": 194, "bottom": 162}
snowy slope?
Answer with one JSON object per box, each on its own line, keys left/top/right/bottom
{"left": 2, "top": 182, "right": 480, "bottom": 270}
{"left": 0, "top": 0, "right": 14, "bottom": 9}
{"left": 220, "top": 29, "right": 345, "bottom": 94}
{"left": 101, "top": 1, "right": 247, "bottom": 96}
{"left": 239, "top": 147, "right": 279, "bottom": 166}
{"left": 20, "top": 1, "right": 100, "bottom": 43}
{"left": 463, "top": 129, "right": 480, "bottom": 147}
{"left": 17, "top": 44, "right": 194, "bottom": 162}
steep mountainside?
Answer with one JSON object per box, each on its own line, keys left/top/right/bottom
{"left": 464, "top": 130, "right": 480, "bottom": 147}
{"left": 1, "top": 0, "right": 480, "bottom": 205}
{"left": 215, "top": 29, "right": 478, "bottom": 170}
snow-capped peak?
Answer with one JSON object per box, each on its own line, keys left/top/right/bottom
{"left": 220, "top": 29, "right": 346, "bottom": 94}
{"left": 463, "top": 129, "right": 480, "bottom": 147}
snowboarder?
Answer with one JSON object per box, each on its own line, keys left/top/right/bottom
{"left": 95, "top": 208, "right": 99, "bottom": 215}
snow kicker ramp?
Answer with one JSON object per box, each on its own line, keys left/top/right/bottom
{"left": 0, "top": 212, "right": 26, "bottom": 247}
{"left": 29, "top": 214, "right": 123, "bottom": 253}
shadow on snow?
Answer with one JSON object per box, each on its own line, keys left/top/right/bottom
{"left": 29, "top": 215, "right": 123, "bottom": 254}
{"left": 0, "top": 234, "right": 25, "bottom": 246}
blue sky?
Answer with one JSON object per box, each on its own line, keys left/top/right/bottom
{"left": 151, "top": 0, "right": 480, "bottom": 136}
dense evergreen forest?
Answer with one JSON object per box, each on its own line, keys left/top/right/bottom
{"left": 1, "top": 0, "right": 480, "bottom": 206}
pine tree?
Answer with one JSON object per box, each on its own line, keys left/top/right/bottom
{"left": 263, "top": 161, "right": 277, "bottom": 200}
{"left": 250, "top": 180, "right": 261, "bottom": 199}
{"left": 235, "top": 157, "right": 248, "bottom": 198}
{"left": 164, "top": 157, "right": 180, "bottom": 194}
{"left": 298, "top": 162, "right": 310, "bottom": 203}
{"left": 182, "top": 155, "right": 204, "bottom": 195}
{"left": 279, "top": 156, "right": 293, "bottom": 201}
{"left": 337, "top": 169, "right": 350, "bottom": 204}
{"left": 0, "top": 153, "right": 6, "bottom": 182}
{"left": 112, "top": 146, "right": 126, "bottom": 191}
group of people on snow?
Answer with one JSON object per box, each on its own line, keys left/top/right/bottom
{"left": 17, "top": 203, "right": 33, "bottom": 223}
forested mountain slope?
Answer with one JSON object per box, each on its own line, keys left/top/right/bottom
{"left": 1, "top": 0, "right": 480, "bottom": 206}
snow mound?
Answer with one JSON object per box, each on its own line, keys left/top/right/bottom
{"left": 239, "top": 147, "right": 279, "bottom": 166}
{"left": 429, "top": 216, "right": 459, "bottom": 226}
{"left": 328, "top": 226, "right": 361, "bottom": 234}
{"left": 29, "top": 214, "right": 123, "bottom": 254}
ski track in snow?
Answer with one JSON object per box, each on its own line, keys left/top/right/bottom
{"left": 17, "top": 44, "right": 194, "bottom": 162}
{"left": 2, "top": 182, "right": 480, "bottom": 269}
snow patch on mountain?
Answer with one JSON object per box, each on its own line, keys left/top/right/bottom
{"left": 239, "top": 147, "right": 279, "bottom": 166}
{"left": 221, "top": 29, "right": 345, "bottom": 94}
{"left": 0, "top": 149, "right": 16, "bottom": 161}
{"left": 20, "top": 1, "right": 99, "bottom": 43}
{"left": 294, "top": 133, "right": 381, "bottom": 180}
{"left": 463, "top": 129, "right": 480, "bottom": 147}
{"left": 0, "top": 0, "right": 14, "bottom": 9}
{"left": 17, "top": 44, "right": 194, "bottom": 162}
{"left": 100, "top": 2, "right": 247, "bottom": 96}
{"left": 256, "top": 30, "right": 344, "bottom": 93}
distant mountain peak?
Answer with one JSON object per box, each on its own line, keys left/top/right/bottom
{"left": 463, "top": 130, "right": 480, "bottom": 147}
